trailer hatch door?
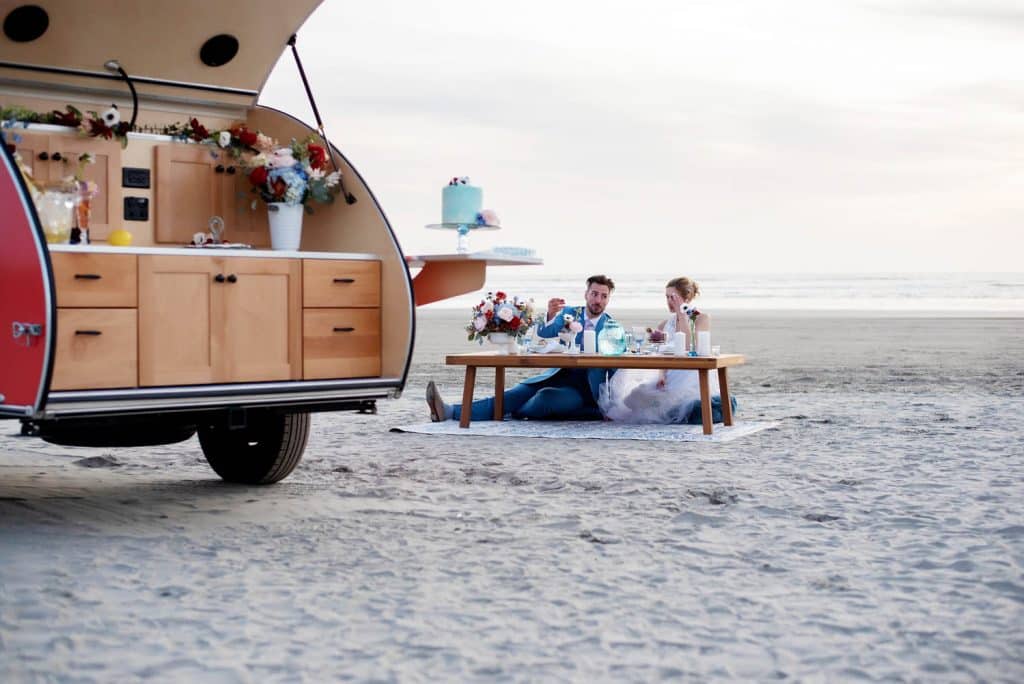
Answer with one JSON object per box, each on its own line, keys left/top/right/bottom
{"left": 0, "top": 137, "right": 55, "bottom": 417}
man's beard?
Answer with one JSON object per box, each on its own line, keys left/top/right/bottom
{"left": 587, "top": 303, "right": 605, "bottom": 317}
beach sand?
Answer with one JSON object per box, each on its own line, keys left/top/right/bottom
{"left": 2, "top": 310, "right": 1023, "bottom": 681}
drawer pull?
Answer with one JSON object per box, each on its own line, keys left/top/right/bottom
{"left": 75, "top": 330, "right": 102, "bottom": 336}
{"left": 332, "top": 327, "right": 355, "bottom": 333}
{"left": 333, "top": 278, "right": 356, "bottom": 283}
{"left": 226, "top": 274, "right": 237, "bottom": 283}
{"left": 214, "top": 273, "right": 226, "bottom": 283}
{"left": 38, "top": 151, "right": 49, "bottom": 161}
{"left": 51, "top": 152, "right": 63, "bottom": 162}
{"left": 74, "top": 273, "right": 102, "bottom": 280}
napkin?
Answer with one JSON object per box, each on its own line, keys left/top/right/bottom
{"left": 531, "top": 339, "right": 564, "bottom": 354}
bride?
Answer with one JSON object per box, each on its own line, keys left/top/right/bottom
{"left": 600, "top": 276, "right": 732, "bottom": 424}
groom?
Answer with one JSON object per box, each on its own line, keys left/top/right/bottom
{"left": 426, "top": 274, "right": 617, "bottom": 422}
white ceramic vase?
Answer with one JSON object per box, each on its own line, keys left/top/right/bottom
{"left": 267, "top": 202, "right": 304, "bottom": 251}
{"left": 487, "top": 332, "right": 519, "bottom": 354}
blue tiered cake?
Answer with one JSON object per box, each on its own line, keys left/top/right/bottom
{"left": 442, "top": 177, "right": 483, "bottom": 224}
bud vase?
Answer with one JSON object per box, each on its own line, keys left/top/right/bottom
{"left": 267, "top": 202, "right": 304, "bottom": 251}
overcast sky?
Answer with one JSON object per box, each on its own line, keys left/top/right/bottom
{"left": 259, "top": 0, "right": 1022, "bottom": 274}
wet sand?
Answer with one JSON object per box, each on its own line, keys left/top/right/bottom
{"left": 2, "top": 311, "right": 1023, "bottom": 681}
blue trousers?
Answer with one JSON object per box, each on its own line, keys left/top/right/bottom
{"left": 452, "top": 372, "right": 601, "bottom": 421}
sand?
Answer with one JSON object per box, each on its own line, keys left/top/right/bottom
{"left": 2, "top": 310, "right": 1023, "bottom": 681}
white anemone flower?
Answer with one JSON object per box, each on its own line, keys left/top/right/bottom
{"left": 218, "top": 131, "right": 231, "bottom": 148}
{"left": 101, "top": 105, "right": 120, "bottom": 127}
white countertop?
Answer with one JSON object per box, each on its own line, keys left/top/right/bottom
{"left": 405, "top": 251, "right": 543, "bottom": 268}
{"left": 48, "top": 244, "right": 381, "bottom": 261}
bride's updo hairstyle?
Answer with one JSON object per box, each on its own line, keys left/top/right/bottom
{"left": 666, "top": 277, "right": 700, "bottom": 303}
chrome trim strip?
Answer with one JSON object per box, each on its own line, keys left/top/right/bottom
{"left": 46, "top": 377, "right": 404, "bottom": 404}
{"left": 42, "top": 385, "right": 401, "bottom": 417}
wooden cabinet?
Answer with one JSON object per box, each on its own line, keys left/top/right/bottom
{"left": 301, "top": 259, "right": 381, "bottom": 379}
{"left": 138, "top": 255, "right": 301, "bottom": 386}
{"left": 49, "top": 252, "right": 138, "bottom": 390}
{"left": 14, "top": 131, "right": 122, "bottom": 241}
{"left": 154, "top": 144, "right": 267, "bottom": 248}
{"left": 51, "top": 309, "right": 138, "bottom": 390}
{"left": 51, "top": 251, "right": 137, "bottom": 307}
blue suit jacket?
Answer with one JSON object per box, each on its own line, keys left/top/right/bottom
{"left": 527, "top": 306, "right": 616, "bottom": 402}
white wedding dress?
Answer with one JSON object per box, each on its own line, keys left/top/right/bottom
{"left": 599, "top": 316, "right": 720, "bottom": 424}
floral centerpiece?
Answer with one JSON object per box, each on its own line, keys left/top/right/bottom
{"left": 558, "top": 311, "right": 584, "bottom": 350}
{"left": 683, "top": 305, "right": 701, "bottom": 355}
{"left": 467, "top": 291, "right": 534, "bottom": 344}
{"left": 205, "top": 125, "right": 341, "bottom": 213}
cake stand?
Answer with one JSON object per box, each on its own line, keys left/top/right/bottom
{"left": 425, "top": 222, "right": 500, "bottom": 253}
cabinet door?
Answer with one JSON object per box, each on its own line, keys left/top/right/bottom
{"left": 53, "top": 137, "right": 122, "bottom": 241}
{"left": 51, "top": 309, "right": 137, "bottom": 390}
{"left": 220, "top": 169, "right": 269, "bottom": 247}
{"left": 216, "top": 257, "right": 302, "bottom": 382}
{"left": 154, "top": 144, "right": 220, "bottom": 245}
{"left": 303, "top": 308, "right": 381, "bottom": 379}
{"left": 138, "top": 255, "right": 219, "bottom": 386}
{"left": 9, "top": 131, "right": 50, "bottom": 183}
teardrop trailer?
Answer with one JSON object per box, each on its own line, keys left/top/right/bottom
{"left": 0, "top": 1, "right": 532, "bottom": 483}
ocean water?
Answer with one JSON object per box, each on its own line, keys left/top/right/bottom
{"left": 421, "top": 271, "right": 1024, "bottom": 314}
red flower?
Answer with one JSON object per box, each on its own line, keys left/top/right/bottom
{"left": 238, "top": 128, "right": 258, "bottom": 147}
{"left": 249, "top": 166, "right": 268, "bottom": 187}
{"left": 189, "top": 118, "right": 208, "bottom": 141}
{"left": 270, "top": 177, "right": 288, "bottom": 199}
{"left": 509, "top": 316, "right": 520, "bottom": 329}
{"left": 306, "top": 144, "right": 327, "bottom": 170}
{"left": 86, "top": 119, "right": 113, "bottom": 139}
{"left": 495, "top": 291, "right": 507, "bottom": 300}
{"left": 50, "top": 107, "right": 81, "bottom": 127}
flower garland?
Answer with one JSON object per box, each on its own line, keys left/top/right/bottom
{"left": 1, "top": 104, "right": 131, "bottom": 147}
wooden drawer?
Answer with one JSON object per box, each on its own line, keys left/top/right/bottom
{"left": 303, "top": 260, "right": 380, "bottom": 308}
{"left": 303, "top": 309, "right": 381, "bottom": 379}
{"left": 51, "top": 252, "right": 137, "bottom": 307}
{"left": 51, "top": 309, "right": 138, "bottom": 390}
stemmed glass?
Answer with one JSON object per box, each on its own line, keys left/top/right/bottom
{"left": 631, "top": 326, "right": 646, "bottom": 354}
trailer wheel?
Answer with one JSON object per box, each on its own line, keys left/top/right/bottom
{"left": 198, "top": 411, "right": 310, "bottom": 484}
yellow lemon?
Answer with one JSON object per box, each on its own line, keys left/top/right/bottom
{"left": 108, "top": 229, "right": 133, "bottom": 246}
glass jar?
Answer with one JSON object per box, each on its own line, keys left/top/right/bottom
{"left": 597, "top": 320, "right": 628, "bottom": 355}
{"left": 36, "top": 187, "right": 77, "bottom": 244}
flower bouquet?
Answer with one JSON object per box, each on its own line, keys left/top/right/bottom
{"left": 558, "top": 311, "right": 584, "bottom": 352}
{"left": 467, "top": 291, "right": 535, "bottom": 344}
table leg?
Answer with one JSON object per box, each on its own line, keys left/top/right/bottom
{"left": 493, "top": 367, "right": 505, "bottom": 420}
{"left": 698, "top": 368, "right": 713, "bottom": 435}
{"left": 717, "top": 367, "right": 733, "bottom": 426}
{"left": 459, "top": 366, "right": 477, "bottom": 429}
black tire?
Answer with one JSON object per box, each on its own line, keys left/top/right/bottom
{"left": 198, "top": 411, "right": 309, "bottom": 484}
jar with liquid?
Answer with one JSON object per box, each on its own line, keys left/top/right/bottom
{"left": 36, "top": 188, "right": 77, "bottom": 244}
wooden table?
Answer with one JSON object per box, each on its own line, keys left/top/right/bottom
{"left": 445, "top": 351, "right": 746, "bottom": 435}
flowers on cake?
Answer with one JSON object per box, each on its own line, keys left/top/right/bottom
{"left": 466, "top": 291, "right": 535, "bottom": 343}
{"left": 476, "top": 208, "right": 500, "bottom": 227}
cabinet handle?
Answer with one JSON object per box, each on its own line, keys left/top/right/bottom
{"left": 51, "top": 152, "right": 63, "bottom": 161}
{"left": 226, "top": 165, "right": 236, "bottom": 175}
{"left": 38, "top": 151, "right": 49, "bottom": 161}
{"left": 226, "top": 274, "right": 237, "bottom": 283}
{"left": 333, "top": 278, "right": 356, "bottom": 283}
{"left": 214, "top": 164, "right": 225, "bottom": 173}
{"left": 74, "top": 273, "right": 102, "bottom": 280}
{"left": 74, "top": 330, "right": 102, "bottom": 336}
{"left": 214, "top": 274, "right": 226, "bottom": 283}
{"left": 332, "top": 327, "right": 355, "bottom": 333}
